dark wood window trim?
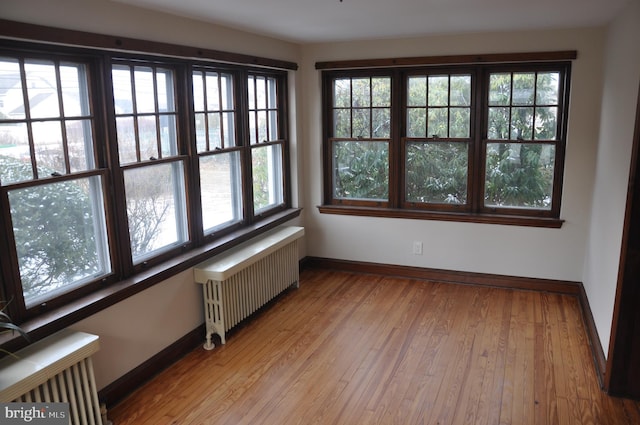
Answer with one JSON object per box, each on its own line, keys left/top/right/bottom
{"left": 315, "top": 51, "right": 577, "bottom": 70}
{"left": 320, "top": 53, "right": 574, "bottom": 228}
{"left": 318, "top": 205, "right": 563, "bottom": 228}
{"left": 0, "top": 19, "right": 298, "bottom": 71}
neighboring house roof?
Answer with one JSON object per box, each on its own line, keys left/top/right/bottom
{"left": 1, "top": 72, "right": 85, "bottom": 119}
{"left": 8, "top": 92, "right": 54, "bottom": 116}
{"left": 0, "top": 74, "right": 21, "bottom": 96}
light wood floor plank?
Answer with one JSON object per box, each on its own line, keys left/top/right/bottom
{"left": 108, "top": 269, "right": 640, "bottom": 425}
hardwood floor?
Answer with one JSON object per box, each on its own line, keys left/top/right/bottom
{"left": 108, "top": 269, "right": 640, "bottom": 424}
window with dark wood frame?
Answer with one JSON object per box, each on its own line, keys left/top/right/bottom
{"left": 320, "top": 56, "right": 572, "bottom": 227}
{"left": 0, "top": 40, "right": 293, "bottom": 328}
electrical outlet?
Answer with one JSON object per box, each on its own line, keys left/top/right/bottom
{"left": 413, "top": 241, "right": 423, "bottom": 255}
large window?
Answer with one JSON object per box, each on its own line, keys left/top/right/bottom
{"left": 112, "top": 63, "right": 188, "bottom": 265}
{"left": 405, "top": 72, "right": 472, "bottom": 208}
{"left": 193, "top": 69, "right": 243, "bottom": 234}
{"left": 0, "top": 55, "right": 111, "bottom": 309}
{"left": 322, "top": 59, "right": 571, "bottom": 226}
{"left": 330, "top": 75, "right": 391, "bottom": 205}
{"left": 0, "top": 41, "right": 292, "bottom": 326}
{"left": 248, "top": 73, "right": 286, "bottom": 215}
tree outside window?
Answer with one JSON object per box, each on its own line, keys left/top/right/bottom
{"left": 322, "top": 62, "right": 570, "bottom": 221}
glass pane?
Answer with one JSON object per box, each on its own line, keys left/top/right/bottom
{"left": 408, "top": 76, "right": 427, "bottom": 107}
{"left": 0, "top": 123, "right": 32, "bottom": 184}
{"left": 221, "top": 74, "right": 234, "bottom": 110}
{"left": 249, "top": 110, "right": 257, "bottom": 144}
{"left": 352, "top": 109, "right": 370, "bottom": 138}
{"left": 248, "top": 76, "right": 256, "bottom": 110}
{"left": 116, "top": 116, "right": 137, "bottom": 164}
{"left": 450, "top": 75, "right": 471, "bottom": 106}
{"left": 449, "top": 108, "right": 470, "bottom": 138}
{"left": 257, "top": 110, "right": 268, "bottom": 143}
{"left": 334, "top": 78, "right": 351, "bottom": 108}
{"left": 223, "top": 112, "right": 236, "bottom": 147}
{"left": 332, "top": 140, "right": 388, "bottom": 201}
{"left": 427, "top": 108, "right": 448, "bottom": 138}
{"left": 512, "top": 73, "right": 535, "bottom": 106}
{"left": 159, "top": 114, "right": 177, "bottom": 157}
{"left": 488, "top": 107, "right": 510, "bottom": 139}
{"left": 535, "top": 107, "right": 558, "bottom": 140}
{"left": 406, "top": 141, "right": 468, "bottom": 204}
{"left": 352, "top": 78, "right": 370, "bottom": 107}
{"left": 334, "top": 109, "right": 351, "bottom": 138}
{"left": 156, "top": 69, "right": 174, "bottom": 113}
{"left": 206, "top": 73, "right": 220, "bottom": 110}
{"left": 125, "top": 162, "right": 188, "bottom": 261}
{"left": 485, "top": 143, "right": 555, "bottom": 209}
{"left": 510, "top": 107, "right": 534, "bottom": 140}
{"left": 200, "top": 151, "right": 242, "bottom": 232}
{"left": 25, "top": 61, "right": 60, "bottom": 119}
{"left": 407, "top": 108, "right": 426, "bottom": 138}
{"left": 268, "top": 110, "right": 278, "bottom": 141}
{"left": 8, "top": 176, "right": 111, "bottom": 307}
{"left": 536, "top": 72, "right": 560, "bottom": 105}
{"left": 66, "top": 119, "right": 94, "bottom": 172}
{"left": 208, "top": 112, "right": 222, "bottom": 149}
{"left": 192, "top": 71, "right": 205, "bottom": 111}
{"left": 372, "top": 108, "right": 390, "bottom": 138}
{"left": 252, "top": 143, "right": 284, "bottom": 212}
{"left": 428, "top": 76, "right": 448, "bottom": 107}
{"left": 255, "top": 77, "right": 266, "bottom": 110}
{"left": 60, "top": 63, "right": 89, "bottom": 117}
{"left": 195, "top": 113, "right": 206, "bottom": 152}
{"left": 0, "top": 58, "right": 25, "bottom": 119}
{"left": 372, "top": 77, "right": 391, "bottom": 107}
{"left": 489, "top": 73, "right": 511, "bottom": 106}
{"left": 267, "top": 77, "right": 277, "bottom": 109}
{"left": 112, "top": 66, "right": 134, "bottom": 114}
{"left": 137, "top": 116, "right": 159, "bottom": 159}
{"left": 134, "top": 67, "right": 155, "bottom": 113}
{"left": 32, "top": 121, "right": 65, "bottom": 175}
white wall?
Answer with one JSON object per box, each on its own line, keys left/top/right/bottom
{"left": 70, "top": 270, "right": 201, "bottom": 389}
{"left": 301, "top": 28, "right": 606, "bottom": 282}
{"left": 0, "top": 0, "right": 300, "bottom": 61}
{"left": 0, "top": 0, "right": 304, "bottom": 390}
{"left": 582, "top": 0, "right": 640, "bottom": 356}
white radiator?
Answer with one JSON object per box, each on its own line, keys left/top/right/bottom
{"left": 0, "top": 329, "right": 103, "bottom": 425}
{"left": 194, "top": 226, "right": 304, "bottom": 349}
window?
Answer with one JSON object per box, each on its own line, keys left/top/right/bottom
{"left": 322, "top": 59, "right": 571, "bottom": 226}
{"left": 330, "top": 75, "right": 391, "bottom": 205}
{"left": 0, "top": 55, "right": 112, "bottom": 309}
{"left": 193, "top": 69, "right": 243, "bottom": 234}
{"left": 404, "top": 72, "right": 472, "bottom": 208}
{"left": 0, "top": 39, "right": 294, "bottom": 328}
{"left": 112, "top": 63, "right": 189, "bottom": 265}
{"left": 248, "top": 73, "right": 286, "bottom": 214}
{"left": 483, "top": 70, "right": 563, "bottom": 212}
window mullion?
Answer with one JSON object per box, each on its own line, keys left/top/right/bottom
{"left": 152, "top": 68, "right": 163, "bottom": 159}
{"left": 238, "top": 70, "right": 253, "bottom": 224}
{"left": 18, "top": 59, "right": 39, "bottom": 180}
{"left": 54, "top": 62, "right": 72, "bottom": 174}
{"left": 390, "top": 70, "right": 403, "bottom": 209}
{"left": 471, "top": 68, "right": 484, "bottom": 213}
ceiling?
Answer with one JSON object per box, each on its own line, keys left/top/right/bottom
{"left": 112, "top": 0, "right": 630, "bottom": 44}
